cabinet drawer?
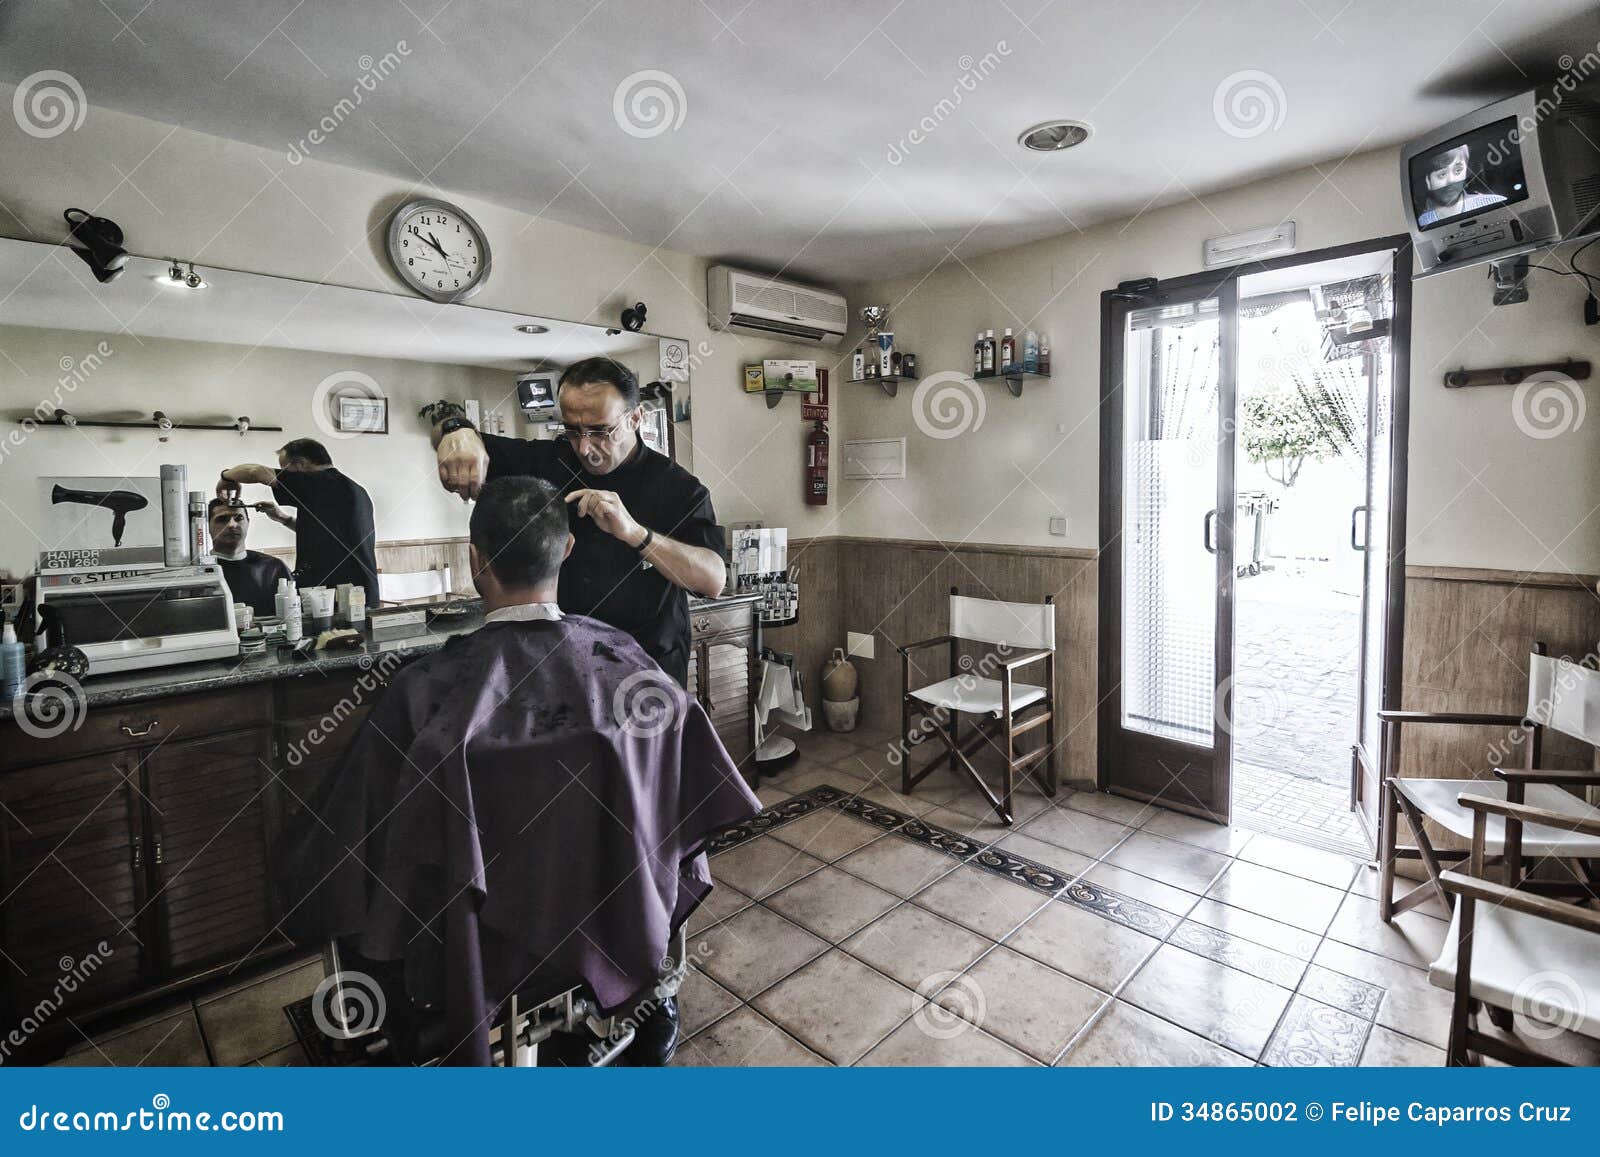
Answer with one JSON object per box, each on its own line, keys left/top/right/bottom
{"left": 690, "top": 601, "right": 754, "bottom": 641}
{"left": 278, "top": 668, "right": 396, "bottom": 719}
{"left": 0, "top": 686, "right": 271, "bottom": 770}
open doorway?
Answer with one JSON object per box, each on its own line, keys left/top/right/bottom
{"left": 1098, "top": 238, "right": 1409, "bottom": 854}
{"left": 1230, "top": 254, "right": 1398, "bottom": 853}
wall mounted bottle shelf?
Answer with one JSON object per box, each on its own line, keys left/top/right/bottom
{"left": 848, "top": 375, "right": 917, "bottom": 398}
{"left": 976, "top": 371, "right": 1051, "bottom": 398}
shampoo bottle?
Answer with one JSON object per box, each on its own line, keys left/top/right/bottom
{"left": 1040, "top": 338, "right": 1051, "bottom": 375}
{"left": 1000, "top": 329, "right": 1015, "bottom": 374}
{"left": 1023, "top": 330, "right": 1040, "bottom": 374}
{"left": 973, "top": 332, "right": 985, "bottom": 376}
{"left": 852, "top": 347, "right": 864, "bottom": 380}
{"left": 0, "top": 619, "right": 23, "bottom": 701}
{"left": 982, "top": 329, "right": 996, "bottom": 375}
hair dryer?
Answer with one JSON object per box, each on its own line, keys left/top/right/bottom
{"left": 51, "top": 484, "right": 149, "bottom": 546}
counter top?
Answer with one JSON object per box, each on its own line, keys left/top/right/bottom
{"left": 3, "top": 592, "right": 762, "bottom": 717}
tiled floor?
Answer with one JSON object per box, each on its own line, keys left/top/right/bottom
{"left": 678, "top": 728, "right": 1599, "bottom": 1068}
{"left": 48, "top": 727, "right": 1598, "bottom": 1069}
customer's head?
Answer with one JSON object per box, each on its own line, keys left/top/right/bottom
{"left": 207, "top": 499, "right": 249, "bottom": 553}
{"left": 557, "top": 357, "right": 641, "bottom": 475}
{"left": 468, "top": 476, "right": 573, "bottom": 603}
{"left": 278, "top": 438, "right": 333, "bottom": 472}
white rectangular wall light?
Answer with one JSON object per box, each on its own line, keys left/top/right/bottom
{"left": 843, "top": 437, "right": 907, "bottom": 480}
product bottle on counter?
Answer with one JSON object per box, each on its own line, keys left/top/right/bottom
{"left": 0, "top": 619, "right": 23, "bottom": 701}
{"left": 981, "top": 330, "right": 996, "bottom": 375}
{"left": 1040, "top": 339, "right": 1051, "bottom": 375}
{"left": 852, "top": 347, "right": 864, "bottom": 380}
{"left": 973, "top": 332, "right": 985, "bottom": 376}
{"left": 1000, "top": 329, "right": 1015, "bottom": 374}
{"left": 160, "top": 464, "right": 190, "bottom": 566}
{"left": 1023, "top": 330, "right": 1040, "bottom": 374}
{"left": 188, "top": 490, "right": 213, "bottom": 564}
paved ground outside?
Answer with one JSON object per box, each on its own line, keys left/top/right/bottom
{"left": 1230, "top": 568, "right": 1367, "bottom": 849}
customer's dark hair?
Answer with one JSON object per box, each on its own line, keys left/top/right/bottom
{"left": 558, "top": 357, "right": 640, "bottom": 408}
{"left": 208, "top": 498, "right": 248, "bottom": 520}
{"left": 469, "top": 476, "right": 570, "bottom": 587}
{"left": 279, "top": 437, "right": 333, "bottom": 467}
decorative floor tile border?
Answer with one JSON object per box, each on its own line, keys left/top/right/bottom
{"left": 705, "top": 786, "right": 845, "bottom": 854}
{"left": 1260, "top": 994, "right": 1373, "bottom": 1068}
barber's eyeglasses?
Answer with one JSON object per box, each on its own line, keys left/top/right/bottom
{"left": 560, "top": 414, "right": 633, "bottom": 444}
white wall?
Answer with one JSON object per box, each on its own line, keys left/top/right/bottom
{"left": 0, "top": 87, "right": 841, "bottom": 578}
{"left": 840, "top": 148, "right": 1600, "bottom": 574}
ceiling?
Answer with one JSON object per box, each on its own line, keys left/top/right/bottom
{"left": 0, "top": 238, "right": 659, "bottom": 369}
{"left": 2, "top": 0, "right": 1597, "bottom": 283}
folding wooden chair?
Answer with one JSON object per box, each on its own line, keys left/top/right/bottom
{"left": 1432, "top": 792, "right": 1600, "bottom": 1066}
{"left": 898, "top": 587, "right": 1057, "bottom": 824}
{"left": 1378, "top": 645, "right": 1600, "bottom": 923}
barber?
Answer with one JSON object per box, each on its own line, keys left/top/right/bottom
{"left": 433, "top": 358, "right": 725, "bottom": 686}
{"left": 218, "top": 437, "right": 380, "bottom": 608}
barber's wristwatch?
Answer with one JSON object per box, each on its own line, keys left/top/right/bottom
{"left": 437, "top": 416, "right": 476, "bottom": 438}
{"left": 634, "top": 527, "right": 655, "bottom": 553}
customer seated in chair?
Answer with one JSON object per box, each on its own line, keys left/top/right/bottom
{"left": 274, "top": 476, "right": 760, "bottom": 1065}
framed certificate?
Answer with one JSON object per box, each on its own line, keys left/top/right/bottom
{"left": 337, "top": 395, "right": 388, "bottom": 434}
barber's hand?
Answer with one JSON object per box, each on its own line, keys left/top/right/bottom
{"left": 252, "top": 501, "right": 284, "bottom": 523}
{"left": 437, "top": 428, "right": 489, "bottom": 500}
{"left": 566, "top": 488, "right": 646, "bottom": 547}
{"left": 216, "top": 472, "right": 241, "bottom": 501}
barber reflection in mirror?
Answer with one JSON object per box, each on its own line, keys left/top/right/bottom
{"left": 432, "top": 358, "right": 724, "bottom": 686}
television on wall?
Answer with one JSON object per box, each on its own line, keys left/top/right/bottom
{"left": 1400, "top": 84, "right": 1600, "bottom": 276}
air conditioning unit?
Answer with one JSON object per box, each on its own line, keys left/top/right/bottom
{"left": 707, "top": 265, "right": 848, "bottom": 346}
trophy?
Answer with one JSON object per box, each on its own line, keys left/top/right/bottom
{"left": 859, "top": 305, "right": 888, "bottom": 342}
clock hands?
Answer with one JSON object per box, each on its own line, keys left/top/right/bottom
{"left": 410, "top": 225, "right": 449, "bottom": 261}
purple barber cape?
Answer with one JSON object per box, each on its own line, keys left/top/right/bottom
{"left": 274, "top": 614, "right": 760, "bottom": 1065}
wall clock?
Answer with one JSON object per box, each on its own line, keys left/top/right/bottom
{"left": 385, "top": 198, "right": 492, "bottom": 303}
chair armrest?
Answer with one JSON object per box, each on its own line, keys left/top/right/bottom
{"left": 1494, "top": 767, "right": 1600, "bottom": 786}
{"left": 1000, "top": 648, "right": 1051, "bottom": 671}
{"left": 1457, "top": 792, "right": 1600, "bottom": 839}
{"left": 1377, "top": 709, "right": 1527, "bottom": 728}
{"left": 897, "top": 635, "right": 956, "bottom": 656}
{"left": 1438, "top": 869, "right": 1600, "bottom": 935}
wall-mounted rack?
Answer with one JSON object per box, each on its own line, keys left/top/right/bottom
{"left": 19, "top": 410, "right": 283, "bottom": 434}
{"left": 978, "top": 371, "right": 1051, "bottom": 398}
{"left": 848, "top": 374, "right": 917, "bottom": 399}
{"left": 1442, "top": 359, "right": 1590, "bottom": 389}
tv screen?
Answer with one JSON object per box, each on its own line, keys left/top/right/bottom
{"left": 1408, "top": 116, "right": 1529, "bottom": 231}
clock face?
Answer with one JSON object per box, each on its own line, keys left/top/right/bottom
{"left": 386, "top": 199, "right": 492, "bottom": 303}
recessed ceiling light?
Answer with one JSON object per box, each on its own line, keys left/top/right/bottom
{"left": 1018, "top": 119, "right": 1092, "bottom": 153}
{"left": 514, "top": 323, "right": 549, "bottom": 334}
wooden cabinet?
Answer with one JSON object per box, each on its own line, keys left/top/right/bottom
{"left": 144, "top": 729, "right": 284, "bottom": 976}
{"left": 687, "top": 599, "right": 756, "bottom": 781}
{"left": 0, "top": 752, "right": 149, "bottom": 1035}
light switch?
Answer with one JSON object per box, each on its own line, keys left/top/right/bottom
{"left": 846, "top": 631, "right": 875, "bottom": 660}
{"left": 1048, "top": 517, "right": 1068, "bottom": 537}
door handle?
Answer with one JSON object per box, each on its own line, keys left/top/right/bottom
{"left": 1350, "top": 505, "right": 1370, "bottom": 551}
{"left": 1202, "top": 509, "right": 1218, "bottom": 554}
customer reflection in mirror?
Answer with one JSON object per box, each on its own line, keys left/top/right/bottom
{"left": 207, "top": 499, "right": 291, "bottom": 618}
{"left": 1417, "top": 144, "right": 1506, "bottom": 227}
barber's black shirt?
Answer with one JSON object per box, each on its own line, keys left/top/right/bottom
{"left": 481, "top": 435, "right": 722, "bottom": 682}
{"left": 271, "top": 468, "right": 380, "bottom": 605}
{"left": 215, "top": 550, "right": 293, "bottom": 618}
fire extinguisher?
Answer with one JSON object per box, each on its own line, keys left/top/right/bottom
{"left": 805, "top": 420, "right": 829, "bottom": 506}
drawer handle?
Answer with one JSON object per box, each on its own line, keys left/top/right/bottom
{"left": 120, "top": 720, "right": 159, "bottom": 738}
{"left": 153, "top": 836, "right": 164, "bottom": 866}
{"left": 695, "top": 618, "right": 711, "bottom": 632}
{"left": 131, "top": 836, "right": 142, "bottom": 870}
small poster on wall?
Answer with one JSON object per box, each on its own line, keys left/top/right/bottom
{"left": 659, "top": 337, "right": 691, "bottom": 383}
{"left": 39, "top": 476, "right": 166, "bottom": 570}
{"left": 801, "top": 367, "right": 830, "bottom": 420}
